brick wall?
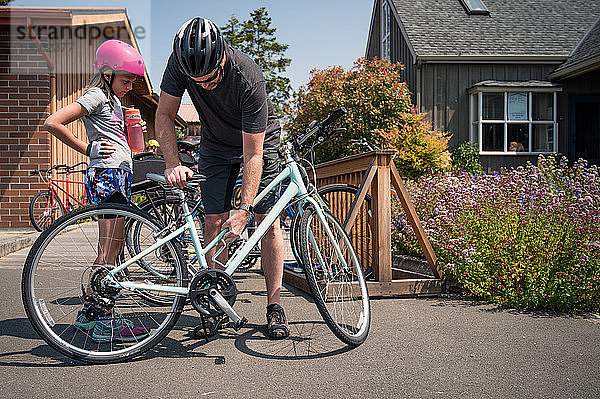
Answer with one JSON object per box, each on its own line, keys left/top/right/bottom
{"left": 0, "top": 26, "right": 51, "bottom": 228}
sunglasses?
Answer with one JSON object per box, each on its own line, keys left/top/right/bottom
{"left": 194, "top": 65, "right": 222, "bottom": 84}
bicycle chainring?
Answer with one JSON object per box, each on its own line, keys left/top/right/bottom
{"left": 189, "top": 269, "right": 237, "bottom": 317}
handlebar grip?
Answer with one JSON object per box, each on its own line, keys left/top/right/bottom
{"left": 321, "top": 107, "right": 346, "bottom": 128}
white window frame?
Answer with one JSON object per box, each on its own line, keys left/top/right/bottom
{"left": 381, "top": 0, "right": 391, "bottom": 59}
{"left": 469, "top": 88, "right": 561, "bottom": 155}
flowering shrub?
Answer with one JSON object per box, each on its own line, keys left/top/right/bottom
{"left": 392, "top": 154, "right": 600, "bottom": 312}
{"left": 284, "top": 58, "right": 451, "bottom": 178}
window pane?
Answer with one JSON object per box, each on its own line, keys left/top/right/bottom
{"left": 533, "top": 124, "right": 554, "bottom": 152}
{"left": 483, "top": 93, "right": 503, "bottom": 120}
{"left": 482, "top": 123, "right": 504, "bottom": 151}
{"left": 508, "top": 124, "right": 529, "bottom": 152}
{"left": 472, "top": 94, "right": 479, "bottom": 122}
{"left": 507, "top": 92, "right": 528, "bottom": 121}
{"left": 464, "top": 0, "right": 488, "bottom": 11}
{"left": 533, "top": 93, "right": 553, "bottom": 121}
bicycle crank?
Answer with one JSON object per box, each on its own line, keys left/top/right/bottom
{"left": 189, "top": 270, "right": 246, "bottom": 329}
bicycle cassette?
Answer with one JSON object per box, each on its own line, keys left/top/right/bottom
{"left": 189, "top": 269, "right": 237, "bottom": 317}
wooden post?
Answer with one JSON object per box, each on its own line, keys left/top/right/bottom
{"left": 283, "top": 150, "right": 444, "bottom": 297}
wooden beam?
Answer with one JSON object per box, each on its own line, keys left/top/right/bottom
{"left": 344, "top": 157, "right": 376, "bottom": 234}
{"left": 372, "top": 153, "right": 392, "bottom": 283}
{"left": 389, "top": 162, "right": 443, "bottom": 279}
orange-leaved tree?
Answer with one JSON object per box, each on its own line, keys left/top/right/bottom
{"left": 284, "top": 57, "right": 451, "bottom": 179}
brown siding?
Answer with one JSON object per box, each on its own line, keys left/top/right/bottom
{"left": 420, "top": 63, "right": 559, "bottom": 140}
{"left": 557, "top": 69, "right": 600, "bottom": 162}
{"left": 365, "top": 0, "right": 380, "bottom": 60}
{"left": 366, "top": 1, "right": 418, "bottom": 103}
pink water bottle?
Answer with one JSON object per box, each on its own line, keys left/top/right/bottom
{"left": 125, "top": 108, "right": 145, "bottom": 152}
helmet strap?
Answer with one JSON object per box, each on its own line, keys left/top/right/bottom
{"left": 102, "top": 69, "right": 116, "bottom": 96}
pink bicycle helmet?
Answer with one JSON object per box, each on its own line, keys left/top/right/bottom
{"left": 94, "top": 40, "right": 145, "bottom": 76}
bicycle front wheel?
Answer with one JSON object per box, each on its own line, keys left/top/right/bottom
{"left": 298, "top": 205, "right": 370, "bottom": 346}
{"left": 318, "top": 184, "right": 373, "bottom": 279}
{"left": 29, "top": 191, "right": 66, "bottom": 232}
{"left": 22, "top": 204, "right": 187, "bottom": 364}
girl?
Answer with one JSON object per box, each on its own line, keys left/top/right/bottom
{"left": 43, "top": 39, "right": 148, "bottom": 342}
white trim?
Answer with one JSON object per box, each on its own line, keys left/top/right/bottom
{"left": 381, "top": 0, "right": 391, "bottom": 59}
{"left": 468, "top": 86, "right": 562, "bottom": 94}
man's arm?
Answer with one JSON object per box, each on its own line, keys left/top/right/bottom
{"left": 155, "top": 91, "right": 193, "bottom": 188}
{"left": 223, "top": 131, "right": 265, "bottom": 240}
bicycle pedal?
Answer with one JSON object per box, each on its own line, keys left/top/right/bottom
{"left": 232, "top": 317, "right": 247, "bottom": 331}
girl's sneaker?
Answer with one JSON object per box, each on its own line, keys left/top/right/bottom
{"left": 92, "top": 314, "right": 149, "bottom": 342}
{"left": 73, "top": 309, "right": 96, "bottom": 331}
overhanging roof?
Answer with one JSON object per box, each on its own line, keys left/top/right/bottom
{"left": 549, "top": 16, "right": 600, "bottom": 80}
{"left": 468, "top": 80, "right": 563, "bottom": 94}
{"left": 0, "top": 6, "right": 153, "bottom": 97}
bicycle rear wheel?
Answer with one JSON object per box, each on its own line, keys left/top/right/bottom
{"left": 317, "top": 184, "right": 373, "bottom": 279}
{"left": 298, "top": 205, "right": 370, "bottom": 346}
{"left": 22, "top": 204, "right": 187, "bottom": 363}
{"left": 29, "top": 191, "right": 66, "bottom": 232}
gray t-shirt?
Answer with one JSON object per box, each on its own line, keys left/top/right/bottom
{"left": 160, "top": 46, "right": 280, "bottom": 154}
{"left": 76, "top": 88, "right": 133, "bottom": 172}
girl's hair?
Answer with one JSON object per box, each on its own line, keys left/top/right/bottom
{"left": 85, "top": 66, "right": 116, "bottom": 106}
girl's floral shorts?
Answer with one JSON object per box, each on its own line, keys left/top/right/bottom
{"left": 85, "top": 167, "right": 131, "bottom": 205}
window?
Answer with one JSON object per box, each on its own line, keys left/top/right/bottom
{"left": 459, "top": 0, "right": 490, "bottom": 15}
{"left": 381, "top": 1, "right": 390, "bottom": 59}
{"left": 470, "top": 90, "right": 559, "bottom": 154}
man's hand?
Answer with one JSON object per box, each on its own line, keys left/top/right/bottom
{"left": 164, "top": 165, "right": 194, "bottom": 188}
{"left": 222, "top": 211, "right": 251, "bottom": 243}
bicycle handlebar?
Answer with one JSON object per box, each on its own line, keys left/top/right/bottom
{"left": 294, "top": 107, "right": 346, "bottom": 149}
{"left": 30, "top": 161, "right": 89, "bottom": 176}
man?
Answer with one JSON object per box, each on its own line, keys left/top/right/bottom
{"left": 155, "top": 17, "right": 289, "bottom": 339}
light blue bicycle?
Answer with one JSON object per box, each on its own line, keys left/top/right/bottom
{"left": 21, "top": 108, "right": 371, "bottom": 363}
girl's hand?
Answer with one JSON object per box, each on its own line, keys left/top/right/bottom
{"left": 86, "top": 139, "right": 116, "bottom": 159}
{"left": 140, "top": 119, "right": 147, "bottom": 134}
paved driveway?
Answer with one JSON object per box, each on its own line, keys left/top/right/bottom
{"left": 1, "top": 244, "right": 599, "bottom": 399}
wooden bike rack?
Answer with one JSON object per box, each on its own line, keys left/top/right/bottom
{"left": 283, "top": 150, "right": 444, "bottom": 297}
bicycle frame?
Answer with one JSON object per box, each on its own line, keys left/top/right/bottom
{"left": 47, "top": 176, "right": 86, "bottom": 209}
{"left": 109, "top": 145, "right": 347, "bottom": 296}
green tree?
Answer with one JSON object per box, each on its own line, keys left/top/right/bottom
{"left": 221, "top": 7, "right": 292, "bottom": 116}
{"left": 285, "top": 57, "right": 452, "bottom": 178}
{"left": 0, "top": 0, "right": 14, "bottom": 5}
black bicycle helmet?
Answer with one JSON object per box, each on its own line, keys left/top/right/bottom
{"left": 173, "top": 17, "right": 225, "bottom": 78}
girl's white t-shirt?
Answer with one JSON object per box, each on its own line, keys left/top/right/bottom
{"left": 76, "top": 88, "right": 133, "bottom": 172}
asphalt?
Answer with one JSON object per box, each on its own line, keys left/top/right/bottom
{"left": 0, "top": 231, "right": 599, "bottom": 398}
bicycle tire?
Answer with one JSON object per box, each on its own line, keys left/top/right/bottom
{"left": 29, "top": 191, "right": 66, "bottom": 232}
{"left": 298, "top": 205, "right": 370, "bottom": 346}
{"left": 22, "top": 204, "right": 187, "bottom": 364}
{"left": 317, "top": 184, "right": 373, "bottom": 279}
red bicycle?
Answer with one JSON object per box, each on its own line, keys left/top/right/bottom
{"left": 29, "top": 162, "right": 88, "bottom": 231}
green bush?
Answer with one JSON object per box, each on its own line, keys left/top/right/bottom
{"left": 451, "top": 142, "right": 482, "bottom": 175}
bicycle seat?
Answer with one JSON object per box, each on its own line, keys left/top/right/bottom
{"left": 177, "top": 138, "right": 202, "bottom": 151}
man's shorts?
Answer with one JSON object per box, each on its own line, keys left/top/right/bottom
{"left": 197, "top": 146, "right": 280, "bottom": 215}
{"left": 85, "top": 167, "right": 131, "bottom": 205}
